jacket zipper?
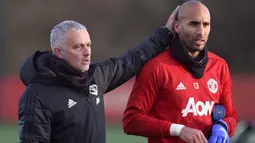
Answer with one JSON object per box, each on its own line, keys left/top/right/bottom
{"left": 84, "top": 91, "right": 100, "bottom": 142}
{"left": 81, "top": 89, "right": 91, "bottom": 103}
{"left": 86, "top": 96, "right": 91, "bottom": 103}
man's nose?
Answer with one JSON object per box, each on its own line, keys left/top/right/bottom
{"left": 83, "top": 47, "right": 90, "bottom": 56}
{"left": 197, "top": 25, "right": 205, "bottom": 36}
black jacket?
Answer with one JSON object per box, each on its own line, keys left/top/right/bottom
{"left": 18, "top": 27, "right": 173, "bottom": 143}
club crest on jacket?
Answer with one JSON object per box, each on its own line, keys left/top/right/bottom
{"left": 89, "top": 84, "right": 98, "bottom": 96}
{"left": 207, "top": 78, "right": 218, "bottom": 94}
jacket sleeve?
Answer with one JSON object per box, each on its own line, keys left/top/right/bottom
{"left": 19, "top": 91, "right": 52, "bottom": 143}
{"left": 98, "top": 27, "right": 173, "bottom": 93}
{"left": 122, "top": 64, "right": 172, "bottom": 138}
{"left": 220, "top": 63, "right": 238, "bottom": 137}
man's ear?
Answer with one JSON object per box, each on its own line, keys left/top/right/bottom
{"left": 174, "top": 21, "right": 181, "bottom": 34}
{"left": 53, "top": 47, "right": 63, "bottom": 58}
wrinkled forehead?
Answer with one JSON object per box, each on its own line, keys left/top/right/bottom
{"left": 63, "top": 29, "right": 91, "bottom": 44}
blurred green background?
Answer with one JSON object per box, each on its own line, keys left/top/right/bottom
{"left": 2, "top": 123, "right": 255, "bottom": 143}
{"left": 0, "top": 124, "right": 147, "bottom": 143}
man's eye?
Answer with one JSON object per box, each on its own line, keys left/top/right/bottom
{"left": 190, "top": 22, "right": 199, "bottom": 26}
{"left": 74, "top": 45, "right": 82, "bottom": 50}
{"left": 75, "top": 45, "right": 81, "bottom": 48}
{"left": 203, "top": 22, "right": 210, "bottom": 27}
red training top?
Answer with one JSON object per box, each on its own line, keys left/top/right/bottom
{"left": 122, "top": 49, "right": 237, "bottom": 143}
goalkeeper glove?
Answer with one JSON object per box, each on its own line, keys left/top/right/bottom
{"left": 208, "top": 119, "right": 229, "bottom": 143}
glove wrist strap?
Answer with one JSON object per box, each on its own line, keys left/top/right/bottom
{"left": 213, "top": 120, "right": 228, "bottom": 131}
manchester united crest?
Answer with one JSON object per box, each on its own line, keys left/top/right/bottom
{"left": 207, "top": 78, "right": 218, "bottom": 94}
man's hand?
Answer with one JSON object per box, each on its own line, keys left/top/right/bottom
{"left": 179, "top": 126, "right": 208, "bottom": 143}
{"left": 165, "top": 6, "right": 179, "bottom": 32}
{"left": 208, "top": 120, "right": 230, "bottom": 143}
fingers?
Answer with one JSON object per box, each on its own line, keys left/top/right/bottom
{"left": 223, "top": 135, "right": 229, "bottom": 143}
{"left": 208, "top": 135, "right": 229, "bottom": 143}
{"left": 179, "top": 127, "right": 208, "bottom": 143}
{"left": 169, "top": 5, "right": 179, "bottom": 21}
{"left": 196, "top": 131, "right": 207, "bottom": 143}
{"left": 165, "top": 5, "right": 180, "bottom": 31}
{"left": 170, "top": 5, "right": 179, "bottom": 17}
{"left": 208, "top": 136, "right": 217, "bottom": 143}
{"left": 192, "top": 137, "right": 200, "bottom": 143}
{"left": 200, "top": 132, "right": 208, "bottom": 143}
{"left": 216, "top": 137, "right": 223, "bottom": 143}
{"left": 195, "top": 132, "right": 203, "bottom": 143}
{"left": 191, "top": 131, "right": 206, "bottom": 143}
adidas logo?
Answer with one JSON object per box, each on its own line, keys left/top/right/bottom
{"left": 176, "top": 82, "right": 187, "bottom": 90}
{"left": 68, "top": 99, "right": 77, "bottom": 108}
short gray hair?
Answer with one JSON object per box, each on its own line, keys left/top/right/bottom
{"left": 50, "top": 20, "right": 87, "bottom": 50}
